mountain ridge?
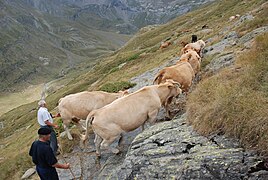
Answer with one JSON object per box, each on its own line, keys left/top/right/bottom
{"left": 0, "top": 0, "right": 215, "bottom": 91}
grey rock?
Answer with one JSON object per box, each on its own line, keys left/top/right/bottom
{"left": 205, "top": 38, "right": 237, "bottom": 55}
{"left": 59, "top": 131, "right": 67, "bottom": 138}
{"left": 57, "top": 155, "right": 82, "bottom": 179}
{"left": 205, "top": 53, "right": 235, "bottom": 73}
{"left": 21, "top": 167, "right": 36, "bottom": 179}
{"left": 248, "top": 171, "right": 268, "bottom": 180}
{"left": 129, "top": 56, "right": 178, "bottom": 93}
{"left": 108, "top": 115, "right": 267, "bottom": 179}
{"left": 233, "top": 13, "right": 254, "bottom": 28}
{"left": 224, "top": 31, "right": 239, "bottom": 39}
{"left": 239, "top": 26, "right": 268, "bottom": 45}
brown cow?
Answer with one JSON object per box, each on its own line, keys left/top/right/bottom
{"left": 178, "top": 49, "right": 201, "bottom": 75}
{"left": 181, "top": 40, "right": 206, "bottom": 57}
{"left": 58, "top": 90, "right": 128, "bottom": 140}
{"left": 160, "top": 41, "right": 172, "bottom": 49}
{"left": 153, "top": 61, "right": 195, "bottom": 94}
{"left": 81, "top": 80, "right": 182, "bottom": 157}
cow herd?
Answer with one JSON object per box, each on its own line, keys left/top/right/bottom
{"left": 57, "top": 38, "right": 206, "bottom": 157}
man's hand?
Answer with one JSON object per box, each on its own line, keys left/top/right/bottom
{"left": 54, "top": 124, "right": 59, "bottom": 129}
{"left": 53, "top": 163, "right": 70, "bottom": 169}
{"left": 63, "top": 163, "right": 70, "bottom": 169}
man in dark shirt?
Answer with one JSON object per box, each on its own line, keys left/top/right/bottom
{"left": 29, "top": 128, "right": 70, "bottom": 180}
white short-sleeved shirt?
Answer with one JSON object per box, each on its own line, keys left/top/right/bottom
{"left": 37, "top": 107, "right": 53, "bottom": 126}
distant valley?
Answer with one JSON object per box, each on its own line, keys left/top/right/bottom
{"left": 0, "top": 0, "right": 215, "bottom": 92}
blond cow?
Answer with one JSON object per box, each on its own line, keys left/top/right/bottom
{"left": 181, "top": 40, "right": 206, "bottom": 57}
{"left": 178, "top": 49, "right": 201, "bottom": 75}
{"left": 58, "top": 90, "right": 128, "bottom": 140}
{"left": 153, "top": 60, "right": 195, "bottom": 94}
{"left": 81, "top": 81, "right": 182, "bottom": 157}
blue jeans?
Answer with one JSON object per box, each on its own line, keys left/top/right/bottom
{"left": 36, "top": 166, "right": 59, "bottom": 180}
{"left": 40, "top": 126, "right": 58, "bottom": 155}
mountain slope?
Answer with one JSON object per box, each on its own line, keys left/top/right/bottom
{"left": 0, "top": 0, "right": 216, "bottom": 91}
{"left": 0, "top": 0, "right": 131, "bottom": 91}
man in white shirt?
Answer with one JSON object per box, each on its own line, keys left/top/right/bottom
{"left": 37, "top": 99, "right": 59, "bottom": 155}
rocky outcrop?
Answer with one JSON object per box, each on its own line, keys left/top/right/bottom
{"left": 106, "top": 114, "right": 268, "bottom": 179}
{"left": 56, "top": 114, "right": 268, "bottom": 179}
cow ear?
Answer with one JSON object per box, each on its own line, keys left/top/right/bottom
{"left": 168, "top": 84, "right": 174, "bottom": 89}
{"left": 123, "top": 90, "right": 129, "bottom": 95}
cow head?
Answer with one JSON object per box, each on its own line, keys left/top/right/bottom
{"left": 160, "top": 80, "right": 182, "bottom": 118}
{"left": 178, "top": 52, "right": 192, "bottom": 63}
{"left": 165, "top": 79, "right": 182, "bottom": 98}
{"left": 197, "top": 40, "right": 206, "bottom": 49}
{"left": 161, "top": 79, "right": 182, "bottom": 106}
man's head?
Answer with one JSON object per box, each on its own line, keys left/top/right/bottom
{"left": 38, "top": 127, "right": 51, "bottom": 141}
{"left": 38, "top": 99, "right": 46, "bottom": 107}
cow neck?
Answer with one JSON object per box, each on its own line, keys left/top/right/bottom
{"left": 176, "top": 61, "right": 188, "bottom": 67}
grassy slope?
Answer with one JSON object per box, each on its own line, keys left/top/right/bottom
{"left": 187, "top": 34, "right": 268, "bottom": 154}
{"left": 0, "top": 1, "right": 131, "bottom": 91}
{"left": 0, "top": 0, "right": 267, "bottom": 179}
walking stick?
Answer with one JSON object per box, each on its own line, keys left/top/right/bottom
{"left": 58, "top": 137, "right": 76, "bottom": 180}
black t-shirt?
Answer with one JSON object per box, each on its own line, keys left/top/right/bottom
{"left": 29, "top": 140, "right": 57, "bottom": 168}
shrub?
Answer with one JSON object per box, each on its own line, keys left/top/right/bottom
{"left": 99, "top": 81, "right": 136, "bottom": 93}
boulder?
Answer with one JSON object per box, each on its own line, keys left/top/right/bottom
{"left": 21, "top": 167, "right": 35, "bottom": 179}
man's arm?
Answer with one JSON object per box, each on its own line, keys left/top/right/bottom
{"left": 52, "top": 163, "right": 70, "bottom": 169}
{"left": 44, "top": 120, "right": 59, "bottom": 128}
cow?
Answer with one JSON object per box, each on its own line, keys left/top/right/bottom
{"left": 58, "top": 90, "right": 128, "bottom": 140}
{"left": 153, "top": 61, "right": 195, "bottom": 94}
{"left": 160, "top": 41, "right": 172, "bottom": 49}
{"left": 178, "top": 49, "right": 201, "bottom": 75}
{"left": 81, "top": 80, "right": 182, "bottom": 157}
{"left": 181, "top": 40, "right": 206, "bottom": 57}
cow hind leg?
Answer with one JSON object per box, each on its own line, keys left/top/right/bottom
{"left": 164, "top": 97, "right": 174, "bottom": 119}
{"left": 76, "top": 119, "right": 86, "bottom": 132}
{"left": 148, "top": 109, "right": 159, "bottom": 124}
{"left": 94, "top": 134, "right": 103, "bottom": 157}
{"left": 101, "top": 136, "right": 120, "bottom": 154}
{"left": 118, "top": 133, "right": 124, "bottom": 147}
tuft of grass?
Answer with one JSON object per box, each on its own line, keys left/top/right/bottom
{"left": 200, "top": 53, "right": 220, "bottom": 69}
{"left": 58, "top": 129, "right": 81, "bottom": 154}
{"left": 99, "top": 81, "right": 136, "bottom": 93}
{"left": 187, "top": 33, "right": 268, "bottom": 155}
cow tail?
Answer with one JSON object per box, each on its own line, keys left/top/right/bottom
{"left": 55, "top": 98, "right": 63, "bottom": 116}
{"left": 80, "top": 114, "right": 94, "bottom": 145}
{"left": 153, "top": 70, "right": 164, "bottom": 85}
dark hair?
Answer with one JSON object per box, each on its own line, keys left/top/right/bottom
{"left": 38, "top": 128, "right": 51, "bottom": 135}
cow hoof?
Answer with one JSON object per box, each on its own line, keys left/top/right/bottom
{"left": 67, "top": 136, "right": 73, "bottom": 140}
{"left": 111, "top": 148, "right": 120, "bottom": 154}
{"left": 96, "top": 152, "right": 101, "bottom": 157}
{"left": 164, "top": 116, "right": 172, "bottom": 121}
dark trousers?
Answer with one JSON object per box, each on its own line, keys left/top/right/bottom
{"left": 36, "top": 166, "right": 59, "bottom": 180}
{"left": 40, "top": 126, "right": 58, "bottom": 155}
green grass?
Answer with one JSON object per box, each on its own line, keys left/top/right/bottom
{"left": 99, "top": 81, "right": 136, "bottom": 93}
{"left": 187, "top": 33, "right": 268, "bottom": 155}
